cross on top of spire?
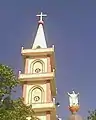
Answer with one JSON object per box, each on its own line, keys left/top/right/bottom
{"left": 36, "top": 12, "right": 47, "bottom": 24}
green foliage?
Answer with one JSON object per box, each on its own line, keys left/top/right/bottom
{"left": 87, "top": 110, "right": 96, "bottom": 120}
{"left": 0, "top": 64, "right": 35, "bottom": 120}
{"left": 0, "top": 98, "right": 35, "bottom": 120}
{"left": 0, "top": 64, "right": 18, "bottom": 98}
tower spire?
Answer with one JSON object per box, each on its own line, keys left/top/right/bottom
{"left": 32, "top": 12, "right": 47, "bottom": 49}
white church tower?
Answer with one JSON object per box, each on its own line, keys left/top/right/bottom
{"left": 18, "top": 12, "right": 57, "bottom": 120}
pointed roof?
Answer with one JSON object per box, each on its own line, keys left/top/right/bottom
{"left": 32, "top": 12, "right": 47, "bottom": 49}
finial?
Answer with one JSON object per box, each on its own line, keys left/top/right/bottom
{"left": 18, "top": 70, "right": 21, "bottom": 76}
{"left": 36, "top": 12, "right": 47, "bottom": 24}
{"left": 21, "top": 46, "right": 24, "bottom": 52}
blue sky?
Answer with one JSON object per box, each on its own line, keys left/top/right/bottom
{"left": 0, "top": 0, "right": 96, "bottom": 119}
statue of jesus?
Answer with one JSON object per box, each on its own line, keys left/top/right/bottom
{"left": 67, "top": 91, "right": 79, "bottom": 107}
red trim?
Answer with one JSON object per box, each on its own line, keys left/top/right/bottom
{"left": 38, "top": 21, "right": 44, "bottom": 24}
{"left": 46, "top": 111, "right": 51, "bottom": 120}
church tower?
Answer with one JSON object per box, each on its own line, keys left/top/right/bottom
{"left": 18, "top": 12, "right": 57, "bottom": 120}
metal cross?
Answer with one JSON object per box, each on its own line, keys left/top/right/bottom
{"left": 36, "top": 12, "right": 47, "bottom": 22}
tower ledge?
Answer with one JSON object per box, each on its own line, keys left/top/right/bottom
{"left": 31, "top": 102, "right": 56, "bottom": 120}
{"left": 21, "top": 45, "right": 56, "bottom": 70}
{"left": 21, "top": 46, "right": 54, "bottom": 56}
{"left": 29, "top": 102, "right": 56, "bottom": 112}
{"left": 18, "top": 71, "right": 55, "bottom": 81}
{"left": 18, "top": 71, "right": 56, "bottom": 96}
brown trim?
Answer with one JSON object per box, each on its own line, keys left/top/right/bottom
{"left": 25, "top": 58, "right": 28, "bottom": 73}
{"left": 46, "top": 111, "right": 51, "bottom": 120}
{"left": 47, "top": 57, "right": 51, "bottom": 72}
{"left": 23, "top": 58, "right": 28, "bottom": 104}
{"left": 46, "top": 81, "right": 51, "bottom": 102}
{"left": 23, "top": 84, "right": 27, "bottom": 104}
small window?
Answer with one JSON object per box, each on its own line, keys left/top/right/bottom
{"left": 34, "top": 96, "right": 40, "bottom": 102}
{"left": 35, "top": 68, "right": 41, "bottom": 73}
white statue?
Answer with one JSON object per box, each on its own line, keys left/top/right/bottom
{"left": 67, "top": 91, "right": 79, "bottom": 106}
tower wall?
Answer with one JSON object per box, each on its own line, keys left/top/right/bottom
{"left": 22, "top": 56, "right": 52, "bottom": 105}
{"left": 23, "top": 81, "right": 52, "bottom": 104}
{"left": 24, "top": 57, "right": 52, "bottom": 74}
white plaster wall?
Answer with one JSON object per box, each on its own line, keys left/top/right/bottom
{"left": 36, "top": 113, "right": 47, "bottom": 120}
{"left": 37, "top": 115, "right": 46, "bottom": 120}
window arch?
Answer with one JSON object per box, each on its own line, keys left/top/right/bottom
{"left": 30, "top": 59, "right": 45, "bottom": 73}
{"left": 28, "top": 85, "right": 44, "bottom": 104}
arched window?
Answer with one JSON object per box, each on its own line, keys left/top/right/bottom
{"left": 30, "top": 60, "right": 44, "bottom": 73}
{"left": 28, "top": 86, "right": 44, "bottom": 104}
